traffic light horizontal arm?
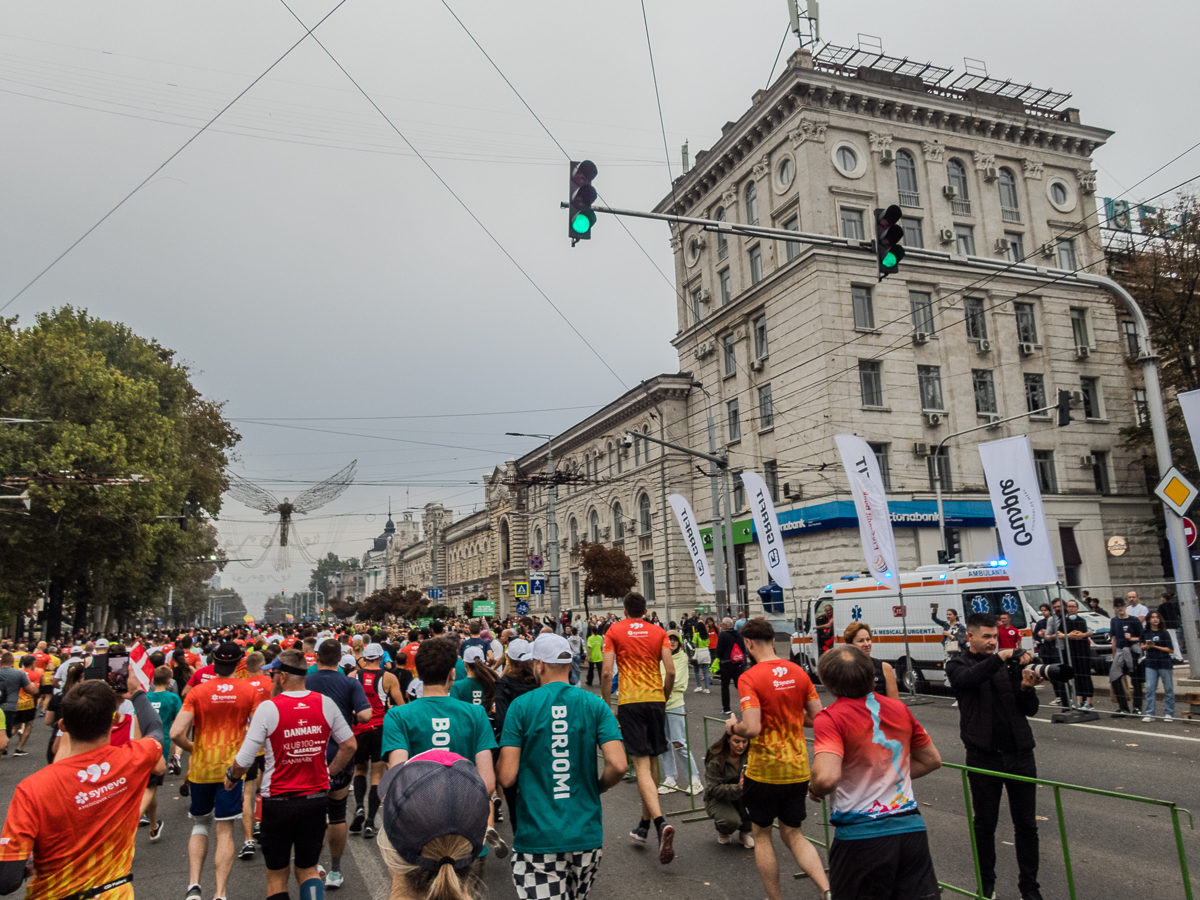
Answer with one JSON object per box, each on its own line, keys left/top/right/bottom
{"left": 932, "top": 403, "right": 1062, "bottom": 459}
{"left": 624, "top": 428, "right": 726, "bottom": 467}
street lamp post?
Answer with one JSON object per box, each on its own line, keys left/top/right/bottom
{"left": 508, "top": 433, "right": 560, "bottom": 624}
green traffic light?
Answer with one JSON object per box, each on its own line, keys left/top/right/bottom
{"left": 571, "top": 210, "right": 595, "bottom": 235}
{"left": 882, "top": 251, "right": 897, "bottom": 268}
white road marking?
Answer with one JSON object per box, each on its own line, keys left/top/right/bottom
{"left": 347, "top": 831, "right": 392, "bottom": 896}
{"left": 1029, "top": 717, "right": 1200, "bottom": 743}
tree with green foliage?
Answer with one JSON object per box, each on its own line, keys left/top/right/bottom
{"left": 0, "top": 308, "right": 239, "bottom": 636}
{"left": 309, "top": 551, "right": 360, "bottom": 593}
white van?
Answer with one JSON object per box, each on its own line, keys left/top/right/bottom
{"left": 790, "top": 562, "right": 1046, "bottom": 692}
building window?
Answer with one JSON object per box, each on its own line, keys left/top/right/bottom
{"left": 1122, "top": 321, "right": 1139, "bottom": 357}
{"left": 589, "top": 509, "right": 600, "bottom": 542}
{"left": 1134, "top": 388, "right": 1148, "bottom": 425}
{"left": 1024, "top": 373, "right": 1047, "bottom": 413}
{"left": 964, "top": 296, "right": 988, "bottom": 341}
{"left": 571, "top": 571, "right": 580, "bottom": 605}
{"left": 947, "top": 158, "right": 970, "bottom": 198}
{"left": 535, "top": 528, "right": 543, "bottom": 557}
{"left": 841, "top": 207, "right": 865, "bottom": 240}
{"left": 1070, "top": 307, "right": 1089, "bottom": 348}
{"left": 868, "top": 442, "right": 892, "bottom": 490}
{"left": 900, "top": 216, "right": 924, "bottom": 249}
{"left": 896, "top": 149, "right": 919, "bottom": 206}
{"left": 1033, "top": 450, "right": 1058, "bottom": 493}
{"left": 749, "top": 245, "right": 763, "bottom": 284}
{"left": 727, "top": 399, "right": 741, "bottom": 442}
{"left": 745, "top": 180, "right": 759, "bottom": 225}
{"left": 1057, "top": 238, "right": 1078, "bottom": 270}
{"left": 972, "top": 369, "right": 998, "bottom": 415}
{"left": 753, "top": 314, "right": 768, "bottom": 358}
{"left": 1092, "top": 451, "right": 1111, "bottom": 494}
{"left": 928, "top": 447, "right": 951, "bottom": 491}
{"left": 836, "top": 145, "right": 858, "bottom": 172}
{"left": 569, "top": 517, "right": 578, "bottom": 546}
{"left": 639, "top": 492, "right": 652, "bottom": 533}
{"left": 764, "top": 460, "right": 780, "bottom": 502}
{"left": 783, "top": 216, "right": 801, "bottom": 261}
{"left": 613, "top": 502, "right": 624, "bottom": 540}
{"left": 691, "top": 286, "right": 704, "bottom": 325}
{"left": 634, "top": 433, "right": 641, "bottom": 466}
{"left": 918, "top": 365, "right": 944, "bottom": 411}
{"left": 1006, "top": 231, "right": 1025, "bottom": 263}
{"left": 852, "top": 285, "right": 875, "bottom": 329}
{"left": 859, "top": 360, "right": 883, "bottom": 406}
{"left": 642, "top": 424, "right": 652, "bottom": 460}
{"left": 723, "top": 333, "right": 737, "bottom": 376}
{"left": 718, "top": 268, "right": 731, "bottom": 305}
{"left": 715, "top": 207, "right": 727, "bottom": 259}
{"left": 640, "top": 559, "right": 655, "bottom": 603}
{"left": 910, "top": 290, "right": 934, "bottom": 333}
{"left": 998, "top": 167, "right": 1020, "bottom": 222}
{"left": 1051, "top": 182, "right": 1069, "bottom": 206}
{"left": 778, "top": 157, "right": 794, "bottom": 187}
{"left": 1081, "top": 376, "right": 1101, "bottom": 419}
{"left": 616, "top": 440, "right": 623, "bottom": 473}
{"left": 607, "top": 442, "right": 614, "bottom": 476}
{"left": 752, "top": 383, "right": 772, "bottom": 430}
{"left": 1014, "top": 302, "right": 1038, "bottom": 344}
{"left": 733, "top": 474, "right": 746, "bottom": 512}
{"left": 954, "top": 224, "right": 976, "bottom": 256}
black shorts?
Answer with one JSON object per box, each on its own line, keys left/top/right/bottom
{"left": 743, "top": 776, "right": 808, "bottom": 829}
{"left": 616, "top": 702, "right": 668, "bottom": 758}
{"left": 353, "top": 727, "right": 383, "bottom": 765}
{"left": 329, "top": 765, "right": 352, "bottom": 792}
{"left": 39, "top": 685, "right": 53, "bottom": 697}
{"left": 14, "top": 708, "right": 36, "bottom": 725}
{"left": 246, "top": 755, "right": 266, "bottom": 781}
{"left": 829, "top": 829, "right": 939, "bottom": 900}
{"left": 260, "top": 795, "right": 328, "bottom": 871}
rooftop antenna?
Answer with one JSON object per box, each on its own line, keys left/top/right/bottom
{"left": 787, "top": 0, "right": 820, "bottom": 50}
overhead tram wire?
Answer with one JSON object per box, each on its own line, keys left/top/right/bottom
{"left": 0, "top": 0, "right": 351, "bottom": 315}
{"left": 228, "top": 403, "right": 602, "bottom": 421}
{"left": 274, "top": 0, "right": 626, "bottom": 391}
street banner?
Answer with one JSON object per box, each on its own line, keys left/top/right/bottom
{"left": 1179, "top": 390, "right": 1200, "bottom": 470}
{"left": 243, "top": 614, "right": 255, "bottom": 625}
{"left": 978, "top": 435, "right": 1058, "bottom": 586}
{"left": 668, "top": 493, "right": 715, "bottom": 594}
{"left": 835, "top": 434, "right": 900, "bottom": 590}
{"left": 740, "top": 470, "right": 792, "bottom": 588}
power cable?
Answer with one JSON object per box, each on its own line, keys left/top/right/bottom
{"left": 0, "top": 0, "right": 351, "bottom": 314}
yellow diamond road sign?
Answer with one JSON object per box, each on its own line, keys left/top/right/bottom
{"left": 1154, "top": 466, "right": 1197, "bottom": 516}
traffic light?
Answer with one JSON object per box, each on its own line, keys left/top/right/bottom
{"left": 179, "top": 501, "right": 189, "bottom": 531}
{"left": 874, "top": 205, "right": 905, "bottom": 279}
{"left": 1056, "top": 389, "right": 1072, "bottom": 426}
{"left": 569, "top": 160, "right": 598, "bottom": 244}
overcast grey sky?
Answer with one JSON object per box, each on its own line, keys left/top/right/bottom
{"left": 3, "top": 1, "right": 1197, "bottom": 614}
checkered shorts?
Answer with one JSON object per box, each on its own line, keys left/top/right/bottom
{"left": 510, "top": 849, "right": 604, "bottom": 900}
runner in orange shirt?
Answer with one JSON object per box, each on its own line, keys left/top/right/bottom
{"left": 0, "top": 680, "right": 165, "bottom": 900}
{"left": 601, "top": 592, "right": 676, "bottom": 864}
{"left": 240, "top": 651, "right": 273, "bottom": 855}
{"left": 726, "top": 618, "right": 829, "bottom": 900}
{"left": 169, "top": 643, "right": 261, "bottom": 900}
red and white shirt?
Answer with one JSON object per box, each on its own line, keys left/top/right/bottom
{"left": 353, "top": 669, "right": 389, "bottom": 734}
{"left": 234, "top": 690, "right": 352, "bottom": 797}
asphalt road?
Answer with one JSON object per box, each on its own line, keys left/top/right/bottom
{"left": 1, "top": 679, "right": 1196, "bottom": 900}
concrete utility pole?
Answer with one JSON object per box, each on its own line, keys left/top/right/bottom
{"left": 691, "top": 384, "right": 728, "bottom": 615}
{"left": 507, "top": 433, "right": 562, "bottom": 621}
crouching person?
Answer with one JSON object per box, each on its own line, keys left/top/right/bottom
{"left": 704, "top": 732, "right": 754, "bottom": 848}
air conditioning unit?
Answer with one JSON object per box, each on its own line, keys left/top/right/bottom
{"left": 923, "top": 412, "right": 943, "bottom": 427}
{"left": 984, "top": 414, "right": 1002, "bottom": 427}
{"left": 982, "top": 166, "right": 999, "bottom": 182}
{"left": 1018, "top": 341, "right": 1036, "bottom": 356}
{"left": 1075, "top": 345, "right": 1091, "bottom": 359}
{"left": 994, "top": 237, "right": 1011, "bottom": 254}
{"left": 1040, "top": 241, "right": 1057, "bottom": 258}
{"left": 912, "top": 331, "right": 930, "bottom": 345}
{"left": 942, "top": 185, "right": 959, "bottom": 199}
{"left": 976, "top": 339, "right": 993, "bottom": 353}
{"left": 750, "top": 358, "right": 764, "bottom": 372}
{"left": 1080, "top": 454, "right": 1097, "bottom": 467}
{"left": 693, "top": 340, "right": 713, "bottom": 359}
{"left": 938, "top": 227, "right": 956, "bottom": 244}
{"left": 913, "top": 442, "right": 930, "bottom": 456}
{"left": 1069, "top": 390, "right": 1085, "bottom": 406}
{"left": 783, "top": 482, "right": 800, "bottom": 499}
{"left": 697, "top": 289, "right": 711, "bottom": 304}
{"left": 878, "top": 148, "right": 895, "bottom": 164}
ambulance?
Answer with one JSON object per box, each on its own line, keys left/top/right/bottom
{"left": 790, "top": 561, "right": 1049, "bottom": 692}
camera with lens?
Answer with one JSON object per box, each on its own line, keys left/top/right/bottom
{"left": 1021, "top": 662, "right": 1074, "bottom": 682}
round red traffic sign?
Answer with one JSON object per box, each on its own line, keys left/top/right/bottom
{"left": 1185, "top": 517, "right": 1196, "bottom": 547}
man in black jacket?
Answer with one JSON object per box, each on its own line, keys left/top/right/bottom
{"left": 714, "top": 618, "right": 747, "bottom": 715}
{"left": 946, "top": 613, "right": 1044, "bottom": 900}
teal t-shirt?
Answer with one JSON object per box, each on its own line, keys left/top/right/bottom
{"left": 500, "top": 681, "right": 622, "bottom": 854}
{"left": 146, "top": 690, "right": 182, "bottom": 760}
{"left": 449, "top": 676, "right": 485, "bottom": 707}
{"left": 381, "top": 695, "right": 497, "bottom": 761}
{"left": 456, "top": 658, "right": 468, "bottom": 681}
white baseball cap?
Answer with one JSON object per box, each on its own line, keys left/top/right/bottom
{"left": 94, "top": 639, "right": 110, "bottom": 650}
{"left": 506, "top": 639, "right": 533, "bottom": 662}
{"left": 463, "top": 646, "right": 486, "bottom": 665}
{"left": 531, "top": 634, "right": 573, "bottom": 664}
{"left": 362, "top": 643, "right": 385, "bottom": 660}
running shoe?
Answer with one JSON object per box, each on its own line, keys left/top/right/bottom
{"left": 1143, "top": 716, "right": 1154, "bottom": 723}
{"left": 492, "top": 796, "right": 503, "bottom": 824}
{"left": 717, "top": 832, "right": 731, "bottom": 845}
{"left": 485, "top": 826, "right": 510, "bottom": 859}
{"left": 185, "top": 884, "right": 203, "bottom": 900}
{"left": 657, "top": 823, "right": 676, "bottom": 864}
{"left": 138, "top": 814, "right": 150, "bottom": 827}
{"left": 692, "top": 686, "right": 703, "bottom": 693}
{"left": 325, "top": 870, "right": 344, "bottom": 890}
{"left": 12, "top": 750, "right": 27, "bottom": 757}
{"left": 179, "top": 780, "right": 190, "bottom": 797}
{"left": 348, "top": 807, "right": 365, "bottom": 835}
{"left": 252, "top": 822, "right": 261, "bottom": 841}
{"left": 690, "top": 778, "right": 705, "bottom": 795}
{"left": 657, "top": 778, "right": 678, "bottom": 795}
{"left": 150, "top": 821, "right": 164, "bottom": 843}
{"left": 363, "top": 822, "right": 377, "bottom": 840}
{"left": 629, "top": 820, "right": 650, "bottom": 844}
{"left": 739, "top": 830, "right": 754, "bottom": 849}
{"left": 239, "top": 840, "right": 256, "bottom": 860}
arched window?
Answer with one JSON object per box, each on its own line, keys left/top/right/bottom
{"left": 607, "top": 442, "right": 614, "bottom": 476}
{"left": 715, "top": 207, "right": 727, "bottom": 258}
{"left": 634, "top": 434, "right": 641, "bottom": 466}
{"left": 947, "top": 159, "right": 969, "bottom": 199}
{"left": 535, "top": 528, "right": 543, "bottom": 557}
{"left": 617, "top": 441, "right": 623, "bottom": 474}
{"left": 613, "top": 502, "right": 624, "bottom": 540}
{"left": 499, "top": 519, "right": 510, "bottom": 569}
{"left": 744, "top": 180, "right": 759, "bottom": 225}
{"left": 895, "top": 149, "right": 918, "bottom": 203}
{"left": 642, "top": 425, "right": 652, "bottom": 461}
{"left": 998, "top": 167, "right": 1019, "bottom": 213}
{"left": 589, "top": 509, "right": 601, "bottom": 542}
{"left": 569, "top": 517, "right": 578, "bottom": 546}
{"left": 639, "top": 493, "right": 652, "bottom": 533}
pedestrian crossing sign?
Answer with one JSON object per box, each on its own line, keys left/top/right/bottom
{"left": 514, "top": 582, "right": 530, "bottom": 598}
{"left": 1155, "top": 466, "right": 1197, "bottom": 516}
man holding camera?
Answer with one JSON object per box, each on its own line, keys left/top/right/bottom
{"left": 946, "top": 613, "right": 1044, "bottom": 900}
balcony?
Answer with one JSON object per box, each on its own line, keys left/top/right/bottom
{"left": 898, "top": 190, "right": 921, "bottom": 208}
{"left": 1001, "top": 207, "right": 1022, "bottom": 224}
{"left": 951, "top": 199, "right": 972, "bottom": 216}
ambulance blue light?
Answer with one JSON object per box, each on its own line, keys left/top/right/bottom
{"left": 938, "top": 574, "right": 947, "bottom": 580}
